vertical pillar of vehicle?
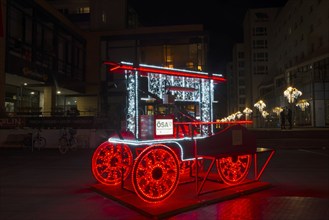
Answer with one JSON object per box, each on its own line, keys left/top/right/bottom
{"left": 210, "top": 79, "right": 214, "bottom": 133}
{"left": 126, "top": 68, "right": 139, "bottom": 139}
{"left": 200, "top": 79, "right": 212, "bottom": 135}
{"left": 134, "top": 70, "right": 139, "bottom": 139}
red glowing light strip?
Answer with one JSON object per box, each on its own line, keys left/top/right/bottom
{"left": 166, "top": 86, "right": 197, "bottom": 92}
{"left": 104, "top": 61, "right": 226, "bottom": 82}
{"left": 254, "top": 149, "right": 275, "bottom": 180}
{"left": 174, "top": 120, "right": 253, "bottom": 125}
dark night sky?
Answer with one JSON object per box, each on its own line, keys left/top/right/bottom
{"left": 129, "top": 0, "right": 288, "bottom": 73}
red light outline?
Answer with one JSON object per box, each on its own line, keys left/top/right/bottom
{"left": 174, "top": 120, "right": 253, "bottom": 125}
{"left": 91, "top": 141, "right": 133, "bottom": 186}
{"left": 216, "top": 154, "right": 252, "bottom": 185}
{"left": 131, "top": 144, "right": 180, "bottom": 203}
{"left": 104, "top": 61, "right": 226, "bottom": 82}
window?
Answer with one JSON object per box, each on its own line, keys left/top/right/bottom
{"left": 310, "top": 24, "right": 314, "bottom": 33}
{"left": 252, "top": 27, "right": 267, "bottom": 36}
{"left": 300, "top": 16, "right": 303, "bottom": 24}
{"left": 253, "top": 52, "right": 268, "bottom": 61}
{"left": 239, "top": 98, "right": 245, "bottom": 105}
{"left": 319, "top": 37, "right": 323, "bottom": 47}
{"left": 239, "top": 80, "right": 245, "bottom": 86}
{"left": 254, "top": 65, "right": 268, "bottom": 75}
{"left": 253, "top": 39, "right": 267, "bottom": 48}
{"left": 238, "top": 70, "right": 245, "bottom": 77}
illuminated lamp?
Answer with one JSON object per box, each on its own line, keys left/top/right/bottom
{"left": 235, "top": 111, "right": 243, "bottom": 119}
{"left": 272, "top": 107, "right": 283, "bottom": 116}
{"left": 254, "top": 100, "right": 266, "bottom": 112}
{"left": 284, "top": 86, "right": 302, "bottom": 103}
{"left": 261, "top": 110, "right": 269, "bottom": 118}
{"left": 296, "top": 99, "right": 309, "bottom": 111}
{"left": 243, "top": 107, "right": 253, "bottom": 115}
{"left": 243, "top": 107, "right": 253, "bottom": 120}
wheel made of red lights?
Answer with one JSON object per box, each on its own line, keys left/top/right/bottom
{"left": 216, "top": 154, "right": 251, "bottom": 185}
{"left": 91, "top": 141, "right": 133, "bottom": 186}
{"left": 132, "top": 144, "right": 180, "bottom": 203}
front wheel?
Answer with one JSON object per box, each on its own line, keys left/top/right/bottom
{"left": 132, "top": 144, "right": 180, "bottom": 203}
{"left": 33, "top": 137, "right": 46, "bottom": 150}
{"left": 59, "top": 137, "right": 69, "bottom": 154}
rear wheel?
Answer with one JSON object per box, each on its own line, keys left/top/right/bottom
{"left": 216, "top": 154, "right": 251, "bottom": 185}
{"left": 132, "top": 144, "right": 180, "bottom": 203}
{"left": 92, "top": 142, "right": 133, "bottom": 185}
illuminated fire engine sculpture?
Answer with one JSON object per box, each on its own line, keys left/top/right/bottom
{"left": 91, "top": 61, "right": 275, "bottom": 203}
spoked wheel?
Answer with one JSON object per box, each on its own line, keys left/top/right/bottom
{"left": 216, "top": 154, "right": 251, "bottom": 185}
{"left": 92, "top": 141, "right": 133, "bottom": 185}
{"left": 33, "top": 137, "right": 46, "bottom": 150}
{"left": 58, "top": 137, "right": 69, "bottom": 154}
{"left": 70, "top": 138, "right": 78, "bottom": 151}
{"left": 132, "top": 144, "right": 180, "bottom": 203}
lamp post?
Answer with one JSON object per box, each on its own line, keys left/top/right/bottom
{"left": 254, "top": 100, "right": 266, "bottom": 127}
{"left": 283, "top": 86, "right": 302, "bottom": 128}
{"left": 243, "top": 107, "right": 253, "bottom": 121}
{"left": 254, "top": 100, "right": 266, "bottom": 112}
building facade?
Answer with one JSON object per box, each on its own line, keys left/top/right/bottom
{"left": 0, "top": 0, "right": 210, "bottom": 129}
{"left": 230, "top": 0, "right": 328, "bottom": 128}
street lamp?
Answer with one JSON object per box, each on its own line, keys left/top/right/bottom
{"left": 262, "top": 110, "right": 269, "bottom": 118}
{"left": 243, "top": 107, "right": 253, "bottom": 120}
{"left": 296, "top": 99, "right": 310, "bottom": 111}
{"left": 235, "top": 111, "right": 243, "bottom": 119}
{"left": 272, "top": 107, "right": 283, "bottom": 116}
{"left": 254, "top": 100, "right": 266, "bottom": 112}
{"left": 284, "top": 86, "right": 302, "bottom": 103}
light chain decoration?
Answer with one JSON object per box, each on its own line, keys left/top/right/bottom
{"left": 148, "top": 73, "right": 200, "bottom": 102}
{"left": 124, "top": 71, "right": 214, "bottom": 137}
{"left": 200, "top": 79, "right": 211, "bottom": 135}
{"left": 126, "top": 70, "right": 138, "bottom": 137}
